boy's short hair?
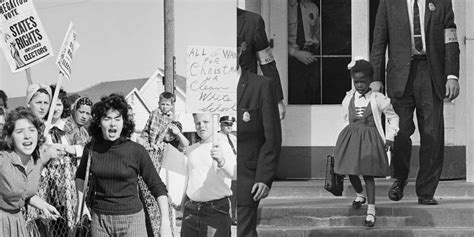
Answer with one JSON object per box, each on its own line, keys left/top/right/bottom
{"left": 350, "top": 59, "right": 374, "bottom": 81}
{"left": 159, "top": 92, "right": 176, "bottom": 103}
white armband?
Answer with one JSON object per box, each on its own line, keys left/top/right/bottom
{"left": 257, "top": 47, "right": 275, "bottom": 65}
{"left": 445, "top": 28, "right": 458, "bottom": 44}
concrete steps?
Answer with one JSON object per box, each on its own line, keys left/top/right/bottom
{"left": 257, "top": 226, "right": 474, "bottom": 237}
{"left": 269, "top": 179, "right": 474, "bottom": 199}
{"left": 257, "top": 180, "right": 474, "bottom": 236}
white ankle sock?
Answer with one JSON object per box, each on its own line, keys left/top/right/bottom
{"left": 366, "top": 204, "right": 376, "bottom": 221}
{"left": 355, "top": 192, "right": 366, "bottom": 202}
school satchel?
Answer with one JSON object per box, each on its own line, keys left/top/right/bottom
{"left": 324, "top": 155, "right": 344, "bottom": 196}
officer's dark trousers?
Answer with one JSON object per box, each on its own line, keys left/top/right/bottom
{"left": 288, "top": 56, "right": 320, "bottom": 104}
{"left": 390, "top": 59, "right": 444, "bottom": 198}
{"left": 237, "top": 206, "right": 258, "bottom": 237}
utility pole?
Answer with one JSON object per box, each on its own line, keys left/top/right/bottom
{"left": 164, "top": 0, "right": 175, "bottom": 94}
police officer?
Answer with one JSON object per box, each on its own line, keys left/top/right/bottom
{"left": 237, "top": 8, "right": 286, "bottom": 120}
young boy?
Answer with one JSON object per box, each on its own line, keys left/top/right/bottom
{"left": 139, "top": 91, "right": 176, "bottom": 151}
{"left": 138, "top": 91, "right": 177, "bottom": 235}
{"left": 181, "top": 113, "right": 237, "bottom": 237}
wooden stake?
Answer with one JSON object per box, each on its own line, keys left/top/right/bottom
{"left": 44, "top": 72, "right": 64, "bottom": 137}
{"left": 25, "top": 68, "right": 33, "bottom": 85}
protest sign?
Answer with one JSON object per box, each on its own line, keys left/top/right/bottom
{"left": 185, "top": 45, "right": 237, "bottom": 114}
{"left": 0, "top": 0, "right": 53, "bottom": 73}
{"left": 56, "top": 22, "right": 79, "bottom": 80}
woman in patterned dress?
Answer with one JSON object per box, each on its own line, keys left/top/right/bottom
{"left": 64, "top": 97, "right": 93, "bottom": 167}
{"left": 37, "top": 86, "right": 78, "bottom": 236}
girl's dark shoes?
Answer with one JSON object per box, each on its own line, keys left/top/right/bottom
{"left": 364, "top": 213, "right": 376, "bottom": 227}
{"left": 352, "top": 197, "right": 366, "bottom": 209}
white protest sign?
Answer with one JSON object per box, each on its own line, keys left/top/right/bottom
{"left": 185, "top": 45, "right": 237, "bottom": 114}
{"left": 56, "top": 22, "right": 79, "bottom": 80}
{"left": 0, "top": 0, "right": 53, "bottom": 73}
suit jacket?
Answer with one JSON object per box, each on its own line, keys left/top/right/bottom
{"left": 237, "top": 69, "right": 281, "bottom": 207}
{"left": 370, "top": 0, "right": 460, "bottom": 99}
{"left": 237, "top": 8, "right": 284, "bottom": 101}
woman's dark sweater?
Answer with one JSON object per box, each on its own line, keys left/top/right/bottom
{"left": 76, "top": 138, "right": 167, "bottom": 215}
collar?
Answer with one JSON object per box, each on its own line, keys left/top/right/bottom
{"left": 355, "top": 89, "right": 372, "bottom": 99}
{"left": 6, "top": 151, "right": 31, "bottom": 168}
{"left": 51, "top": 118, "right": 66, "bottom": 130}
{"left": 161, "top": 111, "right": 173, "bottom": 117}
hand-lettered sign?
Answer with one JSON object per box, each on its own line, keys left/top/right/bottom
{"left": 186, "top": 45, "right": 237, "bottom": 114}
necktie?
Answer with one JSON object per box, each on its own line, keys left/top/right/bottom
{"left": 226, "top": 134, "right": 237, "bottom": 155}
{"left": 296, "top": 0, "right": 305, "bottom": 50}
{"left": 413, "top": 0, "right": 423, "bottom": 53}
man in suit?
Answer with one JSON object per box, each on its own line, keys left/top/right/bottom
{"left": 370, "top": 0, "right": 460, "bottom": 205}
{"left": 237, "top": 39, "right": 282, "bottom": 236}
{"left": 238, "top": 8, "right": 286, "bottom": 120}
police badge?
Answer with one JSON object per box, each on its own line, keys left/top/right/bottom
{"left": 428, "top": 2, "right": 436, "bottom": 11}
{"left": 243, "top": 111, "right": 251, "bottom": 122}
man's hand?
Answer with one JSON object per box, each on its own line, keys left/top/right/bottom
{"left": 370, "top": 81, "right": 384, "bottom": 93}
{"left": 446, "top": 79, "right": 460, "bottom": 101}
{"left": 251, "top": 182, "right": 270, "bottom": 201}
{"left": 211, "top": 143, "right": 225, "bottom": 167}
{"left": 385, "top": 140, "right": 394, "bottom": 152}
{"left": 293, "top": 50, "right": 318, "bottom": 65}
{"left": 278, "top": 101, "right": 286, "bottom": 120}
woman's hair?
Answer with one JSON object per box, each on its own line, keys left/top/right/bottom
{"left": 88, "top": 94, "right": 134, "bottom": 141}
{"left": 29, "top": 88, "right": 51, "bottom": 104}
{"left": 74, "top": 97, "right": 93, "bottom": 111}
{"left": 49, "top": 85, "right": 70, "bottom": 119}
{"left": 0, "top": 90, "right": 8, "bottom": 109}
{"left": 1, "top": 106, "right": 45, "bottom": 163}
{"left": 350, "top": 59, "right": 374, "bottom": 81}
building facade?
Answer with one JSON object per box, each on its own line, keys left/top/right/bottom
{"left": 242, "top": 0, "right": 474, "bottom": 181}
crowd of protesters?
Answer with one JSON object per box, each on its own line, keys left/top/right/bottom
{"left": 0, "top": 86, "right": 237, "bottom": 237}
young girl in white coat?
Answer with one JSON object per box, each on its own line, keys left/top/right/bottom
{"left": 334, "top": 58, "right": 399, "bottom": 227}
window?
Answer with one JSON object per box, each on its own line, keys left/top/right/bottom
{"left": 288, "top": 0, "right": 351, "bottom": 104}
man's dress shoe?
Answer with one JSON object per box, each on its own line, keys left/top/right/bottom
{"left": 388, "top": 179, "right": 408, "bottom": 201}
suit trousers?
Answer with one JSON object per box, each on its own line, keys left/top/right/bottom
{"left": 390, "top": 60, "right": 444, "bottom": 198}
{"left": 288, "top": 56, "right": 321, "bottom": 104}
{"left": 237, "top": 206, "right": 258, "bottom": 237}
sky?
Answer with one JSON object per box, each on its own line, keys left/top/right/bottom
{"left": 0, "top": 0, "right": 236, "bottom": 98}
